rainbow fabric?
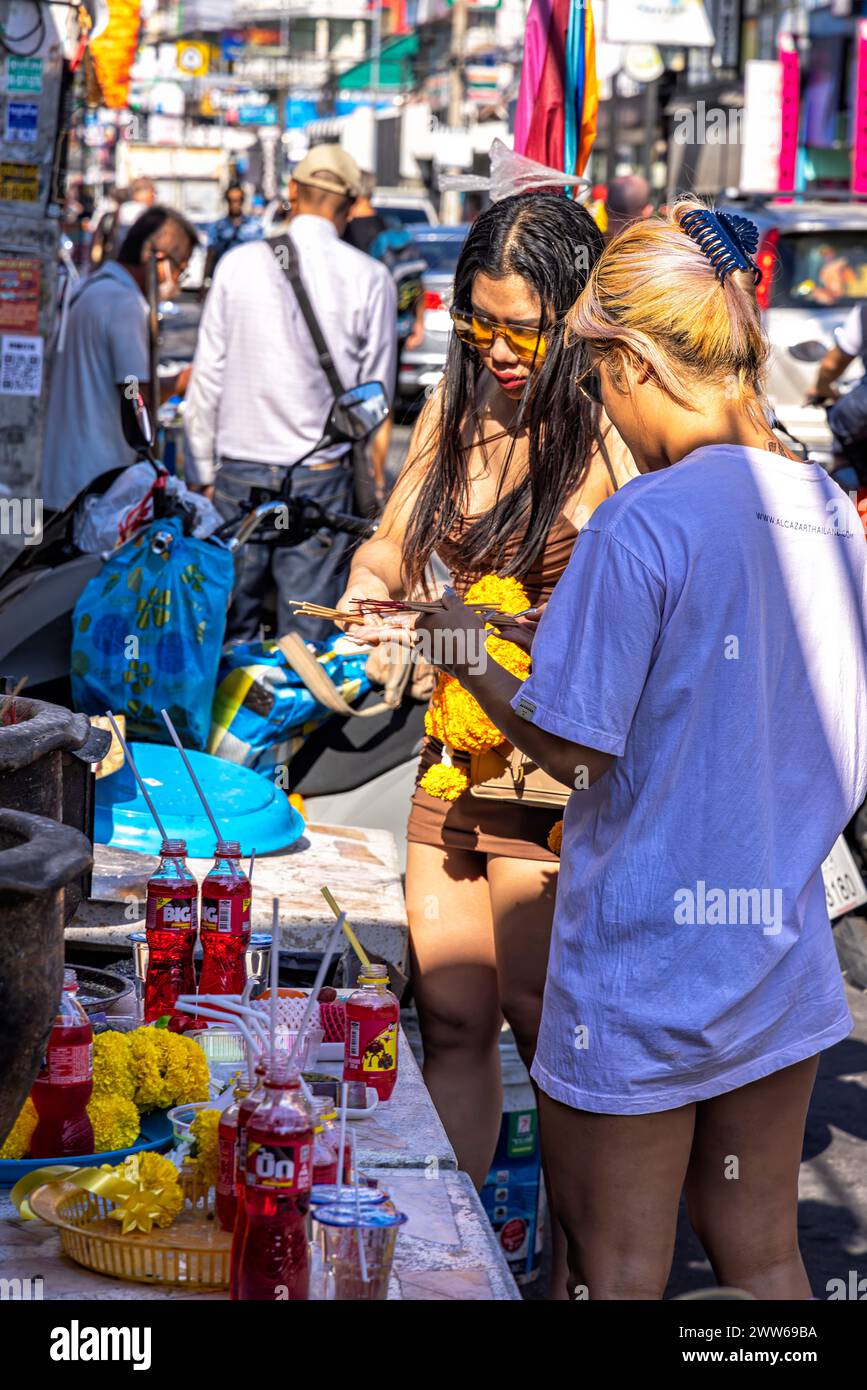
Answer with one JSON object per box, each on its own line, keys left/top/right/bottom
{"left": 514, "top": 0, "right": 599, "bottom": 179}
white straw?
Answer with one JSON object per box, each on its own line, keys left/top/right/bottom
{"left": 172, "top": 1001, "right": 260, "bottom": 1061}
{"left": 248, "top": 848, "right": 256, "bottom": 886}
{"left": 336, "top": 1081, "right": 348, "bottom": 1197}
{"left": 285, "top": 911, "right": 346, "bottom": 1073}
{"left": 106, "top": 710, "right": 168, "bottom": 842}
{"left": 270, "top": 898, "right": 280, "bottom": 1065}
{"left": 354, "top": 1135, "right": 369, "bottom": 1284}
{"left": 178, "top": 995, "right": 270, "bottom": 1045}
{"left": 159, "top": 707, "right": 222, "bottom": 842}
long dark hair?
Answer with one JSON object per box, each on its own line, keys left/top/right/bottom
{"left": 402, "top": 192, "right": 604, "bottom": 592}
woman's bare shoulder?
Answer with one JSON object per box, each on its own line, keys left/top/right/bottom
{"left": 561, "top": 412, "right": 639, "bottom": 529}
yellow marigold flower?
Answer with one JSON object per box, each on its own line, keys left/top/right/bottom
{"left": 465, "top": 575, "right": 530, "bottom": 613}
{"left": 161, "top": 1031, "right": 210, "bottom": 1106}
{"left": 187, "top": 1108, "right": 221, "bottom": 1188}
{"left": 420, "top": 763, "right": 470, "bottom": 801}
{"left": 486, "top": 634, "right": 532, "bottom": 680}
{"left": 92, "top": 1030, "right": 136, "bottom": 1100}
{"left": 87, "top": 1093, "right": 140, "bottom": 1153}
{"left": 129, "top": 1029, "right": 173, "bottom": 1112}
{"left": 547, "top": 819, "right": 563, "bottom": 855}
{"left": 0, "top": 1097, "right": 37, "bottom": 1160}
{"left": 427, "top": 675, "right": 501, "bottom": 754}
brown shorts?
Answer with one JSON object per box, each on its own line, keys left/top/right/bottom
{"left": 406, "top": 737, "right": 562, "bottom": 862}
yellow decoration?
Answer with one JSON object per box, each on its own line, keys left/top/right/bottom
{"left": 186, "top": 1109, "right": 220, "bottom": 1188}
{"left": 90, "top": 0, "right": 142, "bottom": 110}
{"left": 129, "top": 1027, "right": 209, "bottom": 1113}
{"left": 420, "top": 763, "right": 471, "bottom": 800}
{"left": 92, "top": 1030, "right": 136, "bottom": 1100}
{"left": 0, "top": 1098, "right": 37, "bottom": 1160}
{"left": 86, "top": 1094, "right": 140, "bottom": 1153}
{"left": 422, "top": 575, "right": 531, "bottom": 802}
{"left": 106, "top": 1152, "right": 184, "bottom": 1234}
{"left": 547, "top": 819, "right": 563, "bottom": 855}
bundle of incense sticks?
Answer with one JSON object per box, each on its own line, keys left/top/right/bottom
{"left": 288, "top": 600, "right": 368, "bottom": 625}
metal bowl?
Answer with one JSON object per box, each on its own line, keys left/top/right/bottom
{"left": 67, "top": 962, "right": 133, "bottom": 1016}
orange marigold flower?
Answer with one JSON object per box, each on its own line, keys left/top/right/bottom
{"left": 547, "top": 819, "right": 564, "bottom": 855}
{"left": 420, "top": 764, "right": 470, "bottom": 801}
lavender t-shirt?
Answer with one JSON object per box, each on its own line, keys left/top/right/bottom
{"left": 513, "top": 446, "right": 867, "bottom": 1114}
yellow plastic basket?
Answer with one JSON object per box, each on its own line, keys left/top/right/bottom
{"left": 28, "top": 1174, "right": 231, "bottom": 1289}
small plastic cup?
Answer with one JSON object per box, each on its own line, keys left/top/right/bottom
{"left": 312, "top": 1203, "right": 407, "bottom": 1301}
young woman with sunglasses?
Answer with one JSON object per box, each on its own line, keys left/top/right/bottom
{"left": 410, "top": 199, "right": 867, "bottom": 1297}
{"left": 337, "top": 193, "right": 634, "bottom": 1214}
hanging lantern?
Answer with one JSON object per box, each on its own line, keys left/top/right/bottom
{"left": 89, "top": 0, "right": 142, "bottom": 110}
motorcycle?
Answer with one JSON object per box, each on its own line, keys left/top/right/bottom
{"left": 0, "top": 381, "right": 425, "bottom": 864}
{"left": 787, "top": 340, "right": 867, "bottom": 491}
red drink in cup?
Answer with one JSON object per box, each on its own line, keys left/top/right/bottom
{"left": 30, "top": 969, "right": 94, "bottom": 1159}
{"left": 199, "top": 840, "right": 251, "bottom": 998}
{"left": 231, "top": 1060, "right": 313, "bottom": 1302}
{"left": 344, "top": 964, "right": 400, "bottom": 1101}
{"left": 144, "top": 839, "right": 198, "bottom": 1024}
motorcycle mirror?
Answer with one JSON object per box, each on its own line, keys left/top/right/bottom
{"left": 120, "top": 390, "right": 156, "bottom": 453}
{"left": 787, "top": 341, "right": 828, "bottom": 363}
{"left": 326, "top": 381, "right": 390, "bottom": 444}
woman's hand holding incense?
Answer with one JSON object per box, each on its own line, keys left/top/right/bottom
{"left": 336, "top": 573, "right": 418, "bottom": 646}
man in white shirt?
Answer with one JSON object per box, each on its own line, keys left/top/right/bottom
{"left": 42, "top": 206, "right": 196, "bottom": 512}
{"left": 184, "top": 145, "right": 397, "bottom": 642}
{"left": 811, "top": 303, "right": 867, "bottom": 485}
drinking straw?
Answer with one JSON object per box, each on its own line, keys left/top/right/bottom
{"left": 285, "top": 910, "right": 346, "bottom": 1073}
{"left": 173, "top": 1001, "right": 260, "bottom": 1074}
{"left": 336, "top": 1081, "right": 349, "bottom": 1198}
{"left": 353, "top": 1133, "right": 369, "bottom": 1285}
{"left": 270, "top": 897, "right": 280, "bottom": 1064}
{"left": 159, "top": 707, "right": 222, "bottom": 843}
{"left": 181, "top": 996, "right": 270, "bottom": 1045}
{"left": 248, "top": 848, "right": 256, "bottom": 886}
{"left": 106, "top": 710, "right": 168, "bottom": 843}
{"left": 320, "top": 886, "right": 370, "bottom": 970}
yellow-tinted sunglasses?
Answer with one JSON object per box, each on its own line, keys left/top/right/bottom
{"left": 450, "top": 308, "right": 548, "bottom": 364}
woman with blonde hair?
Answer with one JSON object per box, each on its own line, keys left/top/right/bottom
{"left": 411, "top": 199, "right": 867, "bottom": 1298}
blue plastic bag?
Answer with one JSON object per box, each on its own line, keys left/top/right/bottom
{"left": 71, "top": 517, "right": 234, "bottom": 749}
{"left": 208, "top": 637, "right": 371, "bottom": 770}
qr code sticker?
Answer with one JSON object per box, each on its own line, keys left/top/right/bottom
{"left": 0, "top": 334, "right": 43, "bottom": 396}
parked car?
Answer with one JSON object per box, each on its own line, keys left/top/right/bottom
{"left": 373, "top": 189, "right": 439, "bottom": 227}
{"left": 721, "top": 199, "right": 867, "bottom": 464}
{"left": 397, "top": 225, "right": 469, "bottom": 402}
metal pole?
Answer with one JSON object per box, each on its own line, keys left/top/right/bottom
{"left": 372, "top": 1, "right": 382, "bottom": 96}
{"left": 440, "top": 0, "right": 468, "bottom": 224}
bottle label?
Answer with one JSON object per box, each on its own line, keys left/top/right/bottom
{"left": 346, "top": 1015, "right": 398, "bottom": 1077}
{"left": 45, "top": 1042, "right": 93, "bottom": 1085}
{"left": 245, "top": 1138, "right": 312, "bottom": 1194}
{"left": 201, "top": 894, "right": 251, "bottom": 936}
{"left": 147, "top": 892, "right": 197, "bottom": 931}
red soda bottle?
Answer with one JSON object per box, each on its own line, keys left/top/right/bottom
{"left": 144, "top": 839, "right": 198, "bottom": 1024}
{"left": 311, "top": 1099, "right": 353, "bottom": 1186}
{"left": 30, "top": 969, "right": 94, "bottom": 1158}
{"left": 199, "top": 841, "right": 251, "bottom": 998}
{"left": 229, "top": 1063, "right": 267, "bottom": 1296}
{"left": 230, "top": 1059, "right": 314, "bottom": 1302}
{"left": 343, "top": 964, "right": 400, "bottom": 1102}
{"left": 216, "top": 1076, "right": 250, "bottom": 1232}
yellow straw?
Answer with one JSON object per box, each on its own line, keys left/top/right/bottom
{"left": 320, "top": 886, "right": 370, "bottom": 969}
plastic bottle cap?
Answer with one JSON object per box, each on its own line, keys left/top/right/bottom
{"left": 215, "top": 840, "right": 241, "bottom": 857}
{"left": 160, "top": 838, "right": 187, "bottom": 857}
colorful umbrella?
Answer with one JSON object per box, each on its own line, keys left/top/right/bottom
{"left": 514, "top": 0, "right": 599, "bottom": 179}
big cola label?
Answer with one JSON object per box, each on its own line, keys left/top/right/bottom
{"left": 146, "top": 891, "right": 197, "bottom": 931}
{"left": 245, "top": 1137, "right": 312, "bottom": 1194}
{"left": 201, "top": 893, "right": 251, "bottom": 936}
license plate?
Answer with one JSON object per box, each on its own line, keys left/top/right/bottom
{"left": 821, "top": 835, "right": 867, "bottom": 920}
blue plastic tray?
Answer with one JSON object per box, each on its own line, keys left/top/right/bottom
{"left": 95, "top": 741, "right": 304, "bottom": 857}
{"left": 0, "top": 1108, "right": 173, "bottom": 1187}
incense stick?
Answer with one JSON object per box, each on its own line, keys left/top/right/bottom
{"left": 106, "top": 710, "right": 169, "bottom": 843}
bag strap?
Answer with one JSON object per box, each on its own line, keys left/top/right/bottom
{"left": 276, "top": 631, "right": 409, "bottom": 719}
{"left": 594, "top": 427, "right": 619, "bottom": 492}
{"left": 268, "top": 233, "right": 345, "bottom": 398}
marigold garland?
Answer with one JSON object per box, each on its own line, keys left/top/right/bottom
{"left": 87, "top": 1093, "right": 141, "bottom": 1153}
{"left": 547, "top": 819, "right": 563, "bottom": 855}
{"left": 420, "top": 575, "right": 532, "bottom": 802}
{"left": 0, "top": 1098, "right": 37, "bottom": 1160}
{"left": 186, "top": 1108, "right": 221, "bottom": 1188}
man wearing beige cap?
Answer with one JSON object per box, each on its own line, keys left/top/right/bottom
{"left": 185, "top": 144, "right": 397, "bottom": 642}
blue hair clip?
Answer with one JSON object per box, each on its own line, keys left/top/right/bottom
{"left": 678, "top": 207, "right": 761, "bottom": 286}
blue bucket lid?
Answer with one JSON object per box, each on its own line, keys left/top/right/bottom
{"left": 313, "top": 1202, "right": 407, "bottom": 1230}
{"left": 310, "top": 1184, "right": 388, "bottom": 1208}
{"left": 96, "top": 742, "right": 304, "bottom": 857}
